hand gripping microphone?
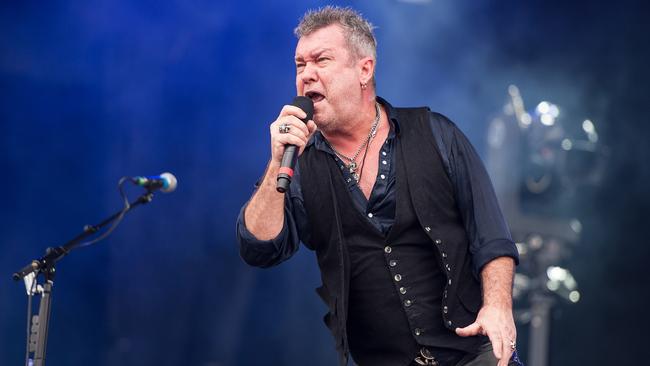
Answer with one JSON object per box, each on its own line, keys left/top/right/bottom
{"left": 131, "top": 172, "right": 178, "bottom": 193}
{"left": 276, "top": 96, "right": 314, "bottom": 193}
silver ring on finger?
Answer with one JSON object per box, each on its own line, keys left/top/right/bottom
{"left": 509, "top": 339, "right": 516, "bottom": 350}
{"left": 278, "top": 123, "right": 291, "bottom": 134}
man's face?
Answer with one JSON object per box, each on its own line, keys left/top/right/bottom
{"left": 295, "top": 24, "right": 363, "bottom": 132}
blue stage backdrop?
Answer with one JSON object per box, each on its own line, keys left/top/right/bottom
{"left": 1, "top": 0, "right": 648, "bottom": 365}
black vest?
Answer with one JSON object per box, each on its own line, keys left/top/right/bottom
{"left": 299, "top": 107, "right": 484, "bottom": 366}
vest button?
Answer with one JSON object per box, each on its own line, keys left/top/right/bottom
{"left": 447, "top": 320, "right": 453, "bottom": 327}
{"left": 435, "top": 239, "right": 442, "bottom": 245}
{"left": 394, "top": 274, "right": 402, "bottom": 282}
{"left": 399, "top": 287, "right": 407, "bottom": 294}
{"left": 389, "top": 260, "right": 397, "bottom": 267}
{"left": 443, "top": 306, "right": 448, "bottom": 314}
{"left": 414, "top": 328, "right": 422, "bottom": 336}
{"left": 445, "top": 264, "right": 451, "bottom": 271}
{"left": 425, "top": 226, "right": 431, "bottom": 232}
{"left": 404, "top": 299, "right": 412, "bottom": 307}
{"left": 384, "top": 246, "right": 392, "bottom": 254}
{"left": 442, "top": 252, "right": 448, "bottom": 258}
{"left": 448, "top": 278, "right": 452, "bottom": 285}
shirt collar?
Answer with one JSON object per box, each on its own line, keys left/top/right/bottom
{"left": 308, "top": 96, "right": 400, "bottom": 152}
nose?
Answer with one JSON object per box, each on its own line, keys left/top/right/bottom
{"left": 300, "top": 62, "right": 318, "bottom": 85}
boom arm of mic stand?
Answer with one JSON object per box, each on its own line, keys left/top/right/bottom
{"left": 13, "top": 190, "right": 155, "bottom": 366}
{"left": 12, "top": 191, "right": 154, "bottom": 281}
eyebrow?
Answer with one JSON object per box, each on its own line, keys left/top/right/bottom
{"left": 295, "top": 48, "right": 333, "bottom": 62}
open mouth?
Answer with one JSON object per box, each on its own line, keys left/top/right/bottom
{"left": 305, "top": 91, "right": 325, "bottom": 103}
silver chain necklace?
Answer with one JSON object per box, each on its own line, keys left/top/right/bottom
{"left": 326, "top": 102, "right": 381, "bottom": 183}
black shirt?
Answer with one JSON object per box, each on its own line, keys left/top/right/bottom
{"left": 237, "top": 97, "right": 516, "bottom": 276}
{"left": 236, "top": 97, "right": 519, "bottom": 365}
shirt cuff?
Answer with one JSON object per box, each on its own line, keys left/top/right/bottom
{"left": 472, "top": 238, "right": 520, "bottom": 278}
{"left": 236, "top": 205, "right": 288, "bottom": 267}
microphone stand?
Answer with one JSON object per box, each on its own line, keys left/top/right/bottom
{"left": 13, "top": 190, "right": 155, "bottom": 366}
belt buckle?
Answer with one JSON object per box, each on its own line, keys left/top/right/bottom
{"left": 414, "top": 347, "right": 439, "bottom": 366}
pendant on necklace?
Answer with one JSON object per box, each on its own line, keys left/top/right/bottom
{"left": 348, "top": 162, "right": 360, "bottom": 183}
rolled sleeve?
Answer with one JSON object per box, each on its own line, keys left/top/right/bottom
{"left": 470, "top": 238, "right": 519, "bottom": 276}
{"left": 441, "top": 115, "right": 519, "bottom": 277}
{"left": 236, "top": 203, "right": 290, "bottom": 268}
{"left": 236, "top": 166, "right": 309, "bottom": 268}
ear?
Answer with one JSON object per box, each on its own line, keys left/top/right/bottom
{"left": 358, "top": 56, "right": 375, "bottom": 85}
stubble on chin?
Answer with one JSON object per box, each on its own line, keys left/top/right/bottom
{"left": 313, "top": 116, "right": 337, "bottom": 135}
{"left": 314, "top": 103, "right": 344, "bottom": 134}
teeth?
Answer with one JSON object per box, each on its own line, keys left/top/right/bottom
{"left": 306, "top": 92, "right": 324, "bottom": 102}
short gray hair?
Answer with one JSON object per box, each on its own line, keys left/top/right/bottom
{"left": 294, "top": 6, "right": 377, "bottom": 62}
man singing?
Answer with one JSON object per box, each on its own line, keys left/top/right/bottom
{"left": 236, "top": 6, "right": 521, "bottom": 366}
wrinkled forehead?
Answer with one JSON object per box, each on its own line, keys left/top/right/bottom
{"left": 295, "top": 24, "right": 349, "bottom": 59}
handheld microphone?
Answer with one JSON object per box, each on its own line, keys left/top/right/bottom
{"left": 276, "top": 96, "right": 314, "bottom": 193}
{"left": 132, "top": 172, "right": 178, "bottom": 193}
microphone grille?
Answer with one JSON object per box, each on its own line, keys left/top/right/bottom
{"left": 160, "top": 172, "right": 178, "bottom": 193}
{"left": 292, "top": 96, "right": 314, "bottom": 122}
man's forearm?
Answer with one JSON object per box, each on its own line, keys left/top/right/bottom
{"left": 481, "top": 256, "right": 515, "bottom": 308}
{"left": 243, "top": 161, "right": 286, "bottom": 240}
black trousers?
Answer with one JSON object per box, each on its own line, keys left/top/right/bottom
{"left": 408, "top": 342, "right": 524, "bottom": 366}
{"left": 455, "top": 342, "right": 523, "bottom": 366}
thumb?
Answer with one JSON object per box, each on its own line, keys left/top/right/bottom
{"left": 455, "top": 322, "right": 482, "bottom": 337}
{"left": 306, "top": 120, "right": 317, "bottom": 134}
